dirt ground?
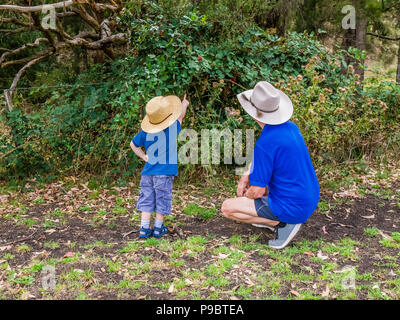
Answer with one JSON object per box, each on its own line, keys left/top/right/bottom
{"left": 0, "top": 173, "right": 399, "bottom": 300}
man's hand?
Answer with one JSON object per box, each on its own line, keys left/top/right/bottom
{"left": 245, "top": 186, "right": 267, "bottom": 199}
{"left": 237, "top": 174, "right": 250, "bottom": 197}
{"left": 143, "top": 154, "right": 149, "bottom": 162}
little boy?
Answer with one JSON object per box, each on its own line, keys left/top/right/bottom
{"left": 130, "top": 94, "right": 189, "bottom": 238}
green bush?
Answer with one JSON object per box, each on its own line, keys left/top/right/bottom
{"left": 0, "top": 3, "right": 399, "bottom": 180}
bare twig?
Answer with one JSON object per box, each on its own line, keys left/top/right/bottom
{"left": 0, "top": 38, "right": 49, "bottom": 65}
{"left": 0, "top": 1, "right": 75, "bottom": 13}
{"left": 0, "top": 17, "right": 32, "bottom": 27}
{"left": 0, "top": 27, "right": 27, "bottom": 34}
{"left": 366, "top": 32, "right": 400, "bottom": 41}
{"left": 0, "top": 138, "right": 31, "bottom": 159}
{"left": 9, "top": 52, "right": 51, "bottom": 95}
{"left": 122, "top": 230, "right": 137, "bottom": 238}
{"left": 1, "top": 230, "right": 38, "bottom": 246}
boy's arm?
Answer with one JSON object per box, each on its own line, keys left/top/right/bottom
{"left": 178, "top": 94, "right": 190, "bottom": 124}
{"left": 130, "top": 141, "right": 148, "bottom": 162}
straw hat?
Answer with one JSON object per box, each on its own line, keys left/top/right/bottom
{"left": 141, "top": 96, "right": 182, "bottom": 133}
{"left": 237, "top": 81, "right": 293, "bottom": 125}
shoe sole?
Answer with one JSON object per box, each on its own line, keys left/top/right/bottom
{"left": 251, "top": 224, "right": 275, "bottom": 231}
{"left": 269, "top": 224, "right": 302, "bottom": 250}
{"left": 153, "top": 233, "right": 167, "bottom": 238}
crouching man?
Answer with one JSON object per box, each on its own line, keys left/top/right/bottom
{"left": 222, "top": 81, "right": 320, "bottom": 249}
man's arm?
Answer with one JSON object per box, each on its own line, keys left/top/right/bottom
{"left": 237, "top": 162, "right": 267, "bottom": 199}
{"left": 130, "top": 141, "right": 148, "bottom": 162}
{"left": 237, "top": 162, "right": 252, "bottom": 197}
{"left": 178, "top": 94, "right": 190, "bottom": 124}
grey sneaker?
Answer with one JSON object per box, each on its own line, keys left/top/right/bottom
{"left": 269, "top": 223, "right": 302, "bottom": 249}
{"left": 251, "top": 224, "right": 275, "bottom": 231}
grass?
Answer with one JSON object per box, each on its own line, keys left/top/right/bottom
{"left": 183, "top": 203, "right": 217, "bottom": 220}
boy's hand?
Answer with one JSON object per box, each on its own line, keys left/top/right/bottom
{"left": 182, "top": 94, "right": 190, "bottom": 109}
{"left": 178, "top": 94, "right": 190, "bottom": 124}
{"left": 143, "top": 155, "right": 149, "bottom": 162}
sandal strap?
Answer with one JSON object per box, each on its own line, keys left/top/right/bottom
{"left": 153, "top": 225, "right": 168, "bottom": 235}
{"left": 139, "top": 227, "right": 153, "bottom": 236}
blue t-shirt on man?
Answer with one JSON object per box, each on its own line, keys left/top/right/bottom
{"left": 249, "top": 121, "right": 320, "bottom": 224}
{"left": 132, "top": 120, "right": 181, "bottom": 176}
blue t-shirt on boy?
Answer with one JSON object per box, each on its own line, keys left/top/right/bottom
{"left": 249, "top": 121, "right": 320, "bottom": 224}
{"left": 132, "top": 120, "right": 181, "bottom": 176}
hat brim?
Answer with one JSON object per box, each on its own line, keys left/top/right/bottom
{"left": 141, "top": 96, "right": 183, "bottom": 134}
{"left": 237, "top": 89, "right": 293, "bottom": 125}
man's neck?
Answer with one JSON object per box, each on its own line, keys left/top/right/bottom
{"left": 256, "top": 120, "right": 266, "bottom": 129}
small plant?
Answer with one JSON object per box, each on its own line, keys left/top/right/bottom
{"left": 2, "top": 253, "right": 15, "bottom": 260}
{"left": 119, "top": 241, "right": 141, "bottom": 253}
{"left": 391, "top": 232, "right": 400, "bottom": 243}
{"left": 183, "top": 203, "right": 217, "bottom": 220}
{"left": 17, "top": 244, "right": 31, "bottom": 252}
{"left": 18, "top": 218, "right": 38, "bottom": 228}
{"left": 44, "top": 242, "right": 60, "bottom": 249}
{"left": 317, "top": 200, "right": 330, "bottom": 214}
{"left": 79, "top": 205, "right": 92, "bottom": 213}
{"left": 49, "top": 209, "right": 65, "bottom": 218}
{"left": 364, "top": 228, "right": 380, "bottom": 238}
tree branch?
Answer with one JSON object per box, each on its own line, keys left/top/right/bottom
{"left": 0, "top": 37, "right": 49, "bottom": 65}
{"left": 72, "top": 6, "right": 100, "bottom": 31}
{"left": 367, "top": 32, "right": 400, "bottom": 41}
{"left": 9, "top": 51, "right": 52, "bottom": 94}
{"left": 57, "top": 11, "right": 77, "bottom": 18}
{"left": 0, "top": 1, "right": 75, "bottom": 13}
{"left": 0, "top": 27, "right": 28, "bottom": 35}
{"left": 0, "top": 17, "right": 32, "bottom": 27}
{"left": 66, "top": 33, "right": 127, "bottom": 50}
{"left": 1, "top": 49, "right": 51, "bottom": 68}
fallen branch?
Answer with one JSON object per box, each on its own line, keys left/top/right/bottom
{"left": 122, "top": 230, "right": 137, "bottom": 238}
{"left": 1, "top": 230, "right": 38, "bottom": 247}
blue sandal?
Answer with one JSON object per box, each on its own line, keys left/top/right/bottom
{"left": 139, "top": 227, "right": 153, "bottom": 238}
{"left": 153, "top": 225, "right": 168, "bottom": 238}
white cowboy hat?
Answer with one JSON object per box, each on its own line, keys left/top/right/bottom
{"left": 237, "top": 81, "right": 293, "bottom": 125}
{"left": 141, "top": 96, "right": 182, "bottom": 133}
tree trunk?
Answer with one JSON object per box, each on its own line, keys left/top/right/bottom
{"left": 343, "top": 27, "right": 356, "bottom": 73}
{"left": 397, "top": 41, "right": 400, "bottom": 83}
{"left": 73, "top": 48, "right": 81, "bottom": 75}
{"left": 82, "top": 48, "right": 88, "bottom": 71}
{"left": 355, "top": 14, "right": 367, "bottom": 81}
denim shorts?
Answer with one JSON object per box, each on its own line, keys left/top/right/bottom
{"left": 137, "top": 175, "right": 174, "bottom": 215}
{"left": 254, "top": 197, "right": 280, "bottom": 221}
